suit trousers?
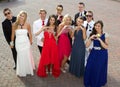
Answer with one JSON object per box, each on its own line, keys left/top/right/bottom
{"left": 11, "top": 47, "right": 17, "bottom": 67}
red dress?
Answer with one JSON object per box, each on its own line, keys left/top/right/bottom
{"left": 58, "top": 27, "right": 72, "bottom": 65}
{"left": 37, "top": 31, "right": 60, "bottom": 78}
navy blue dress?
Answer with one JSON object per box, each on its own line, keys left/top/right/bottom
{"left": 84, "top": 33, "right": 108, "bottom": 87}
{"left": 69, "top": 29, "right": 85, "bottom": 78}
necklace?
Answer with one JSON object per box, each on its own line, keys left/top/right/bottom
{"left": 19, "top": 24, "right": 24, "bottom": 29}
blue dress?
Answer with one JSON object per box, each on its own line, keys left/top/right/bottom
{"left": 84, "top": 33, "right": 108, "bottom": 87}
{"left": 69, "top": 29, "right": 85, "bottom": 78}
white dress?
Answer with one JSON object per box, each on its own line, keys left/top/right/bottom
{"left": 15, "top": 29, "right": 35, "bottom": 77}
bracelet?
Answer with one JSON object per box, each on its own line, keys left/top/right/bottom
{"left": 10, "top": 41, "right": 14, "bottom": 46}
{"left": 97, "top": 38, "right": 101, "bottom": 41}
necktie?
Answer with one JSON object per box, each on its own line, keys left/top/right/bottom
{"left": 86, "top": 23, "right": 89, "bottom": 30}
{"left": 42, "top": 20, "right": 44, "bottom": 26}
{"left": 81, "top": 13, "right": 82, "bottom": 16}
{"left": 10, "top": 20, "right": 13, "bottom": 28}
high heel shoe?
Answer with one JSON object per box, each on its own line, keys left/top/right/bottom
{"left": 61, "top": 68, "right": 66, "bottom": 73}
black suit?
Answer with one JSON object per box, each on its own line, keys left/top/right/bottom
{"left": 74, "top": 11, "right": 87, "bottom": 26}
{"left": 55, "top": 15, "right": 63, "bottom": 26}
{"left": 2, "top": 16, "right": 17, "bottom": 67}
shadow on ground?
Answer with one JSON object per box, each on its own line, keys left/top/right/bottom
{"left": 111, "top": 0, "right": 120, "bottom": 2}
{"left": 0, "top": 0, "right": 25, "bottom": 10}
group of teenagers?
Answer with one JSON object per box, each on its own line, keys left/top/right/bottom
{"left": 2, "top": 2, "right": 109, "bottom": 87}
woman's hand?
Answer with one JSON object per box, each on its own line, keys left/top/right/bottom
{"left": 63, "top": 25, "right": 72, "bottom": 30}
{"left": 30, "top": 40, "right": 32, "bottom": 45}
{"left": 63, "top": 25, "right": 68, "bottom": 29}
{"left": 54, "top": 36, "right": 58, "bottom": 41}
{"left": 54, "top": 36, "right": 58, "bottom": 44}
{"left": 41, "top": 26, "right": 48, "bottom": 31}
{"left": 90, "top": 34, "right": 97, "bottom": 40}
{"left": 80, "top": 25, "right": 85, "bottom": 30}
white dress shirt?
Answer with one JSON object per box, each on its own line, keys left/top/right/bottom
{"left": 33, "top": 18, "right": 48, "bottom": 46}
{"left": 84, "top": 20, "right": 95, "bottom": 66}
{"left": 84, "top": 20, "right": 95, "bottom": 50}
{"left": 84, "top": 20, "right": 95, "bottom": 39}
{"left": 79, "top": 11, "right": 86, "bottom": 17}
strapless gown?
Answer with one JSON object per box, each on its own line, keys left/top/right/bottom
{"left": 15, "top": 29, "right": 35, "bottom": 77}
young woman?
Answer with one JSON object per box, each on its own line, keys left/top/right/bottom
{"left": 84, "top": 20, "right": 109, "bottom": 87}
{"left": 69, "top": 17, "right": 86, "bottom": 78}
{"left": 37, "top": 15, "right": 60, "bottom": 78}
{"left": 11, "top": 11, "right": 35, "bottom": 77}
{"left": 57, "top": 14, "right": 72, "bottom": 73}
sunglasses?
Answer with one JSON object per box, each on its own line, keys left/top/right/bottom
{"left": 4, "top": 12, "right": 11, "bottom": 16}
{"left": 86, "top": 15, "right": 92, "bottom": 17}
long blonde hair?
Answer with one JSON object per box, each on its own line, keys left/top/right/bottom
{"left": 14, "top": 11, "right": 27, "bottom": 29}
{"left": 62, "top": 14, "right": 72, "bottom": 25}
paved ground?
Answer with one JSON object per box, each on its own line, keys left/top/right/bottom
{"left": 0, "top": 0, "right": 120, "bottom": 87}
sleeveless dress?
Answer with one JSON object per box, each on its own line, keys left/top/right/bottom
{"left": 15, "top": 29, "right": 35, "bottom": 77}
{"left": 37, "top": 31, "right": 60, "bottom": 78}
{"left": 58, "top": 27, "right": 72, "bottom": 64}
{"left": 84, "top": 33, "right": 108, "bottom": 87}
{"left": 69, "top": 29, "right": 85, "bottom": 78}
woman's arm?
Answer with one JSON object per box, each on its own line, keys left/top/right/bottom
{"left": 70, "top": 27, "right": 77, "bottom": 38}
{"left": 86, "top": 34, "right": 96, "bottom": 48}
{"left": 27, "top": 23, "right": 32, "bottom": 45}
{"left": 97, "top": 36, "right": 109, "bottom": 49}
{"left": 81, "top": 26, "right": 86, "bottom": 40}
{"left": 57, "top": 24, "right": 64, "bottom": 37}
{"left": 35, "top": 26, "right": 47, "bottom": 36}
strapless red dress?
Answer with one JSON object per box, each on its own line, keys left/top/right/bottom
{"left": 37, "top": 31, "right": 60, "bottom": 78}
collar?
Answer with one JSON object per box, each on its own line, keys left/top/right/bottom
{"left": 87, "top": 20, "right": 95, "bottom": 25}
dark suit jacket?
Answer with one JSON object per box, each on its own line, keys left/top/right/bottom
{"left": 55, "top": 15, "right": 63, "bottom": 26}
{"left": 2, "top": 16, "right": 16, "bottom": 45}
{"left": 74, "top": 11, "right": 87, "bottom": 26}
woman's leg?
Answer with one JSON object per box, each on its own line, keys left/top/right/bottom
{"left": 61, "top": 55, "right": 68, "bottom": 73}
{"left": 50, "top": 64, "right": 53, "bottom": 74}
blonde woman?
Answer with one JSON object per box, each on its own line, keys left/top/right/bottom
{"left": 11, "top": 11, "right": 35, "bottom": 77}
{"left": 57, "top": 14, "right": 72, "bottom": 73}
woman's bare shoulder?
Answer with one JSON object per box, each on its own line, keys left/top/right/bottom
{"left": 59, "top": 23, "right": 65, "bottom": 28}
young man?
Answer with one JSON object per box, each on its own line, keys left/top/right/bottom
{"left": 2, "top": 8, "right": 17, "bottom": 70}
{"left": 33, "top": 9, "right": 48, "bottom": 53}
{"left": 84, "top": 11, "right": 95, "bottom": 66}
{"left": 55, "top": 4, "right": 64, "bottom": 26}
{"left": 74, "top": 2, "right": 87, "bottom": 25}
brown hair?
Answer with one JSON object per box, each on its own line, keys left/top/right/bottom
{"left": 87, "top": 11, "right": 93, "bottom": 16}
{"left": 79, "top": 2, "right": 85, "bottom": 7}
{"left": 57, "top": 4, "right": 63, "bottom": 10}
{"left": 3, "top": 8, "right": 11, "bottom": 13}
{"left": 77, "top": 17, "right": 84, "bottom": 21}
{"left": 90, "top": 20, "right": 104, "bottom": 37}
{"left": 46, "top": 14, "right": 57, "bottom": 32}
{"left": 39, "top": 9, "right": 47, "bottom": 14}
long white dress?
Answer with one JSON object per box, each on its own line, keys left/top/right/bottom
{"left": 15, "top": 29, "right": 35, "bottom": 77}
